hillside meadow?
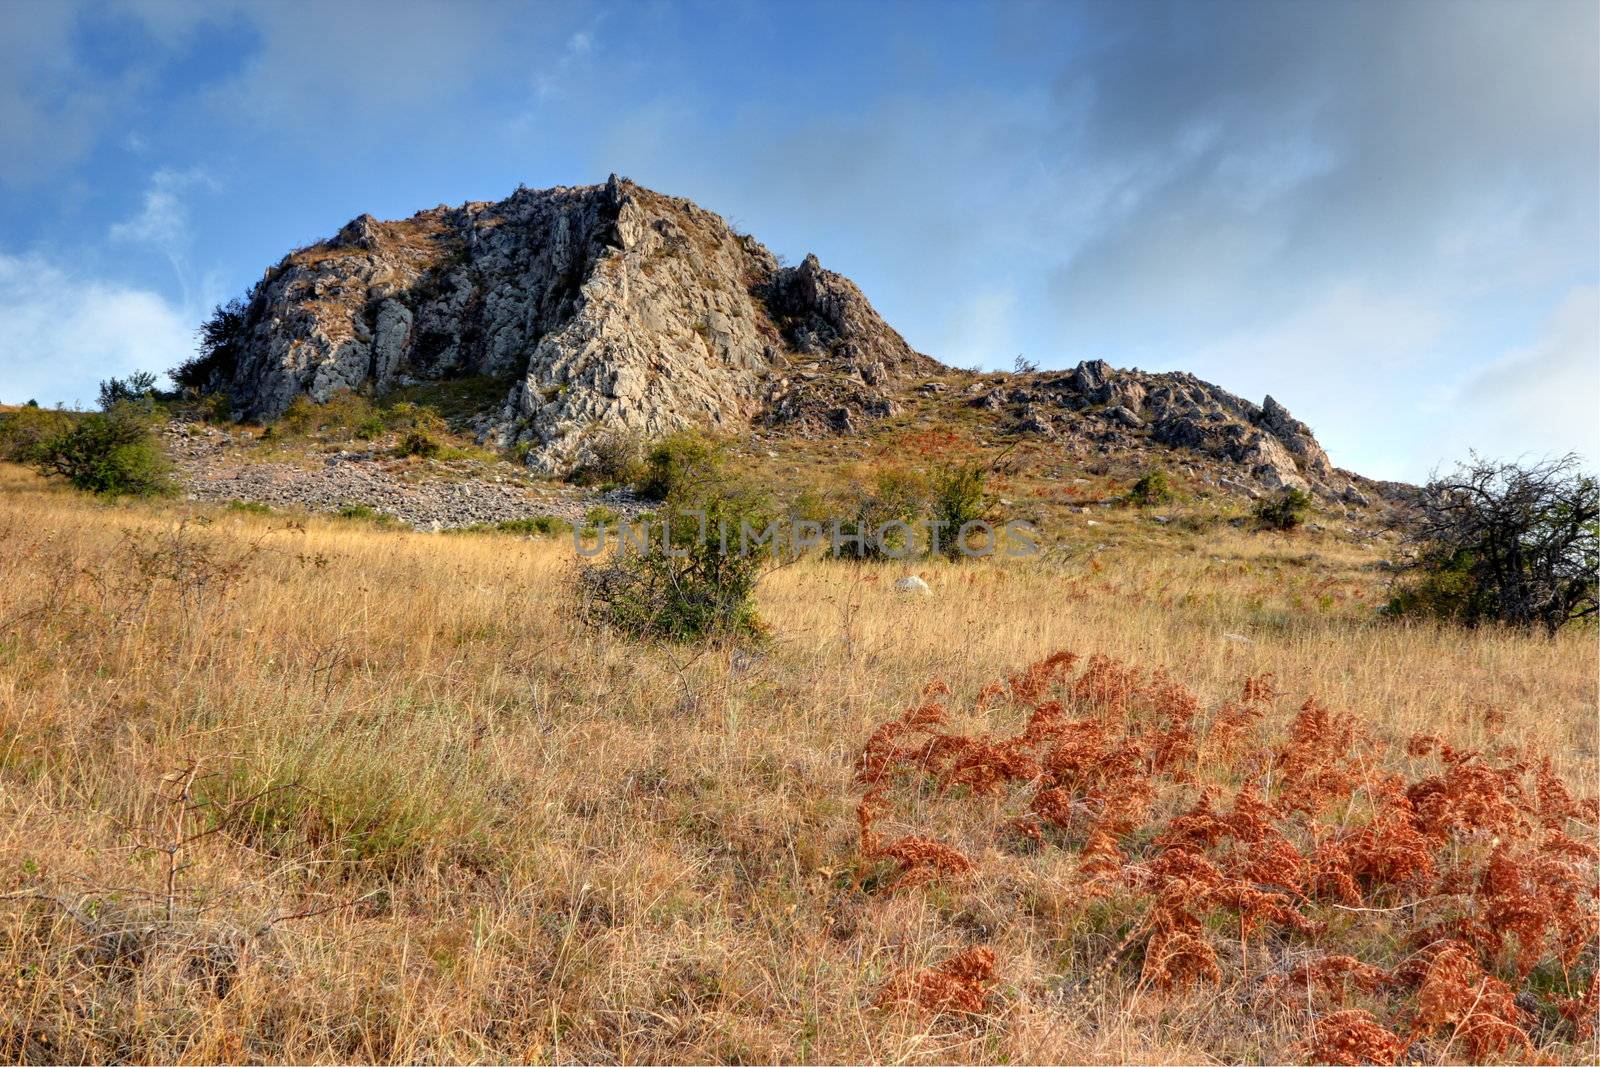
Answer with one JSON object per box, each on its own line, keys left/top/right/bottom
{"left": 0, "top": 463, "right": 1594, "bottom": 1064}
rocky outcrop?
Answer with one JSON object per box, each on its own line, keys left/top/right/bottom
{"left": 223, "top": 176, "right": 936, "bottom": 473}
{"left": 217, "top": 178, "right": 1351, "bottom": 494}
{"left": 996, "top": 360, "right": 1355, "bottom": 498}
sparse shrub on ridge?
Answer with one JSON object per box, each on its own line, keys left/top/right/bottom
{"left": 1389, "top": 454, "right": 1597, "bottom": 634}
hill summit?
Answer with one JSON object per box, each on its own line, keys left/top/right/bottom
{"left": 208, "top": 175, "right": 1360, "bottom": 498}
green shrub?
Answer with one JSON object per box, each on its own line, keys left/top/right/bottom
{"left": 226, "top": 500, "right": 273, "bottom": 515}
{"left": 838, "top": 466, "right": 929, "bottom": 560}
{"left": 571, "top": 429, "right": 646, "bottom": 487}
{"left": 1127, "top": 468, "right": 1174, "bottom": 507}
{"left": 584, "top": 505, "right": 621, "bottom": 529}
{"left": 97, "top": 371, "right": 160, "bottom": 410}
{"left": 930, "top": 461, "right": 989, "bottom": 560}
{"left": 353, "top": 414, "right": 387, "bottom": 440}
{"left": 0, "top": 406, "right": 75, "bottom": 464}
{"left": 489, "top": 515, "right": 571, "bottom": 537}
{"left": 395, "top": 430, "right": 441, "bottom": 458}
{"left": 281, "top": 393, "right": 377, "bottom": 437}
{"left": 1386, "top": 455, "right": 1597, "bottom": 634}
{"left": 334, "top": 503, "right": 392, "bottom": 524}
{"left": 577, "top": 441, "right": 772, "bottom": 643}
{"left": 634, "top": 429, "right": 725, "bottom": 502}
{"left": 1254, "top": 488, "right": 1312, "bottom": 531}
{"left": 381, "top": 401, "right": 448, "bottom": 436}
{"left": 30, "top": 404, "right": 172, "bottom": 496}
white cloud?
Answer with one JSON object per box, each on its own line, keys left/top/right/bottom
{"left": 1451, "top": 286, "right": 1600, "bottom": 467}
{"left": 939, "top": 289, "right": 1021, "bottom": 371}
{"left": 109, "top": 167, "right": 218, "bottom": 309}
{"left": 0, "top": 253, "right": 194, "bottom": 407}
{"left": 1190, "top": 283, "right": 1449, "bottom": 478}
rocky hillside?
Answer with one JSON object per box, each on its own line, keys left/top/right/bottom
{"left": 207, "top": 176, "right": 1370, "bottom": 499}
{"left": 211, "top": 175, "right": 932, "bottom": 474}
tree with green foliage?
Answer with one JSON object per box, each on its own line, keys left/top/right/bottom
{"left": 1389, "top": 454, "right": 1597, "bottom": 634}
{"left": 579, "top": 430, "right": 774, "bottom": 642}
{"left": 930, "top": 461, "right": 989, "bottom": 560}
{"left": 0, "top": 405, "right": 75, "bottom": 464}
{"left": 31, "top": 403, "right": 172, "bottom": 496}
{"left": 1254, "top": 487, "right": 1312, "bottom": 531}
{"left": 172, "top": 295, "right": 250, "bottom": 391}
{"left": 633, "top": 429, "right": 725, "bottom": 501}
{"left": 1127, "top": 468, "right": 1174, "bottom": 507}
{"left": 837, "top": 467, "right": 929, "bottom": 561}
{"left": 97, "top": 371, "right": 160, "bottom": 410}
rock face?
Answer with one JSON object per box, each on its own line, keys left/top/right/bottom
{"left": 987, "top": 359, "right": 1352, "bottom": 496}
{"left": 221, "top": 175, "right": 935, "bottom": 473}
{"left": 217, "top": 177, "right": 1349, "bottom": 494}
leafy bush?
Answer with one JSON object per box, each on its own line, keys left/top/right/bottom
{"left": 226, "top": 500, "right": 273, "bottom": 515}
{"left": 634, "top": 429, "right": 725, "bottom": 502}
{"left": 584, "top": 505, "right": 621, "bottom": 529}
{"left": 334, "top": 503, "right": 392, "bottom": 524}
{"left": 1254, "top": 488, "right": 1311, "bottom": 531}
{"left": 1126, "top": 468, "right": 1173, "bottom": 507}
{"left": 577, "top": 441, "right": 771, "bottom": 643}
{"left": 98, "top": 371, "right": 160, "bottom": 410}
{"left": 381, "top": 401, "right": 448, "bottom": 436}
{"left": 30, "top": 404, "right": 172, "bottom": 496}
{"left": 838, "top": 467, "right": 929, "bottom": 561}
{"left": 929, "top": 461, "right": 989, "bottom": 560}
{"left": 395, "top": 430, "right": 441, "bottom": 458}
{"left": 482, "top": 515, "right": 571, "bottom": 537}
{"left": 0, "top": 405, "right": 75, "bottom": 464}
{"left": 353, "top": 414, "right": 387, "bottom": 440}
{"left": 1388, "top": 454, "right": 1597, "bottom": 634}
{"left": 571, "top": 430, "right": 646, "bottom": 487}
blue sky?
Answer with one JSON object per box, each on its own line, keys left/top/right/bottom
{"left": 0, "top": 0, "right": 1595, "bottom": 481}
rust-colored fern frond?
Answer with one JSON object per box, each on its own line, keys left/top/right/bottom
{"left": 875, "top": 945, "right": 997, "bottom": 1016}
{"left": 1293, "top": 1010, "right": 1406, "bottom": 1066}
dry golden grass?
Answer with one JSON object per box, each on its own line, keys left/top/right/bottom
{"left": 0, "top": 463, "right": 1593, "bottom": 1064}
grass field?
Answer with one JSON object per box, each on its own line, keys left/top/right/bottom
{"left": 0, "top": 463, "right": 1594, "bottom": 1064}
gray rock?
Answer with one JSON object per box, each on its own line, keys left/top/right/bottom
{"left": 223, "top": 177, "right": 935, "bottom": 474}
{"left": 893, "top": 576, "right": 932, "bottom": 596}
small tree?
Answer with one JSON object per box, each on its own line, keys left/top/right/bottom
{"left": 837, "top": 467, "right": 929, "bottom": 561}
{"left": 1389, "top": 454, "right": 1597, "bottom": 634}
{"left": 1255, "top": 488, "right": 1311, "bottom": 531}
{"left": 1127, "top": 468, "right": 1173, "bottom": 507}
{"left": 579, "top": 433, "right": 772, "bottom": 642}
{"left": 172, "top": 296, "right": 250, "bottom": 391}
{"left": 930, "top": 461, "right": 988, "bottom": 561}
{"left": 32, "top": 403, "right": 173, "bottom": 496}
{"left": 633, "top": 429, "right": 724, "bottom": 501}
{"left": 0, "top": 406, "right": 75, "bottom": 464}
{"left": 98, "top": 371, "right": 160, "bottom": 410}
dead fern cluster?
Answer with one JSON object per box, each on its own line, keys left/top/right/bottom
{"left": 853, "top": 650, "right": 1600, "bottom": 1057}
{"left": 874, "top": 945, "right": 998, "bottom": 1017}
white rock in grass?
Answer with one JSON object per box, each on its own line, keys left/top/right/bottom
{"left": 893, "top": 576, "right": 932, "bottom": 596}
